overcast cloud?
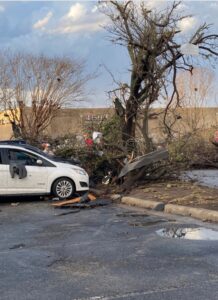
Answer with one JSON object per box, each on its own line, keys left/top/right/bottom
{"left": 0, "top": 1, "right": 217, "bottom": 106}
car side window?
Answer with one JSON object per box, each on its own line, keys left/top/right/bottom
{"left": 8, "top": 149, "right": 38, "bottom": 166}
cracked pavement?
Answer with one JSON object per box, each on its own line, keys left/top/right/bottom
{"left": 0, "top": 199, "right": 218, "bottom": 300}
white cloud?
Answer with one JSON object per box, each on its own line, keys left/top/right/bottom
{"left": 51, "top": 19, "right": 106, "bottom": 34}
{"left": 144, "top": 0, "right": 166, "bottom": 10}
{"left": 91, "top": 5, "right": 98, "bottom": 13}
{"left": 0, "top": 5, "right": 5, "bottom": 12}
{"left": 45, "top": 3, "right": 108, "bottom": 35}
{"left": 179, "top": 17, "right": 197, "bottom": 33}
{"left": 65, "top": 3, "right": 86, "bottom": 21}
{"left": 32, "top": 3, "right": 108, "bottom": 36}
{"left": 176, "top": 3, "right": 188, "bottom": 11}
{"left": 145, "top": 1, "right": 188, "bottom": 12}
{"left": 210, "top": 2, "right": 218, "bottom": 9}
{"left": 33, "top": 11, "right": 53, "bottom": 30}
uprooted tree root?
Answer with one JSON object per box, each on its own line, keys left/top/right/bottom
{"left": 120, "top": 161, "right": 175, "bottom": 192}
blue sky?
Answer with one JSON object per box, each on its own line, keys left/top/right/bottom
{"left": 0, "top": 1, "right": 218, "bottom": 107}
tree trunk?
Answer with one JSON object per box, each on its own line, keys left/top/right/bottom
{"left": 142, "top": 108, "right": 153, "bottom": 152}
{"left": 122, "top": 100, "right": 137, "bottom": 143}
{"left": 123, "top": 115, "right": 136, "bottom": 141}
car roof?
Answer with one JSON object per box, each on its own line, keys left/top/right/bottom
{"left": 0, "top": 144, "right": 26, "bottom": 149}
{"left": 0, "top": 144, "right": 41, "bottom": 153}
{"left": 0, "top": 140, "right": 26, "bottom": 145}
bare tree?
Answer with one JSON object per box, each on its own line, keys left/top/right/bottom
{"left": 101, "top": 1, "right": 218, "bottom": 151}
{"left": 0, "top": 52, "right": 89, "bottom": 142}
{"left": 177, "top": 68, "right": 215, "bottom": 133}
{"left": 163, "top": 67, "right": 216, "bottom": 137}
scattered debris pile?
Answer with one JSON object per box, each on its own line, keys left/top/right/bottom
{"left": 46, "top": 134, "right": 170, "bottom": 191}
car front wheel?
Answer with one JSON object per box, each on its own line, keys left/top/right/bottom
{"left": 52, "top": 177, "right": 75, "bottom": 200}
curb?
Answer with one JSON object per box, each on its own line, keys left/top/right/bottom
{"left": 121, "top": 196, "right": 165, "bottom": 211}
{"left": 165, "top": 204, "right": 218, "bottom": 222}
{"left": 121, "top": 196, "right": 218, "bottom": 223}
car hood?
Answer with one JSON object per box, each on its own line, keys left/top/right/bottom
{"left": 54, "top": 161, "right": 85, "bottom": 172}
{"left": 51, "top": 156, "right": 81, "bottom": 165}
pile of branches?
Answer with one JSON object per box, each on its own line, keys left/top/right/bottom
{"left": 49, "top": 134, "right": 170, "bottom": 191}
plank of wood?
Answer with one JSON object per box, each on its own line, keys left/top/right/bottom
{"left": 88, "top": 193, "right": 97, "bottom": 201}
{"left": 52, "top": 197, "right": 81, "bottom": 207}
{"left": 52, "top": 193, "right": 96, "bottom": 207}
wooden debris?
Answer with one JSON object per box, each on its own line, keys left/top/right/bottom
{"left": 88, "top": 193, "right": 97, "bottom": 201}
{"left": 52, "top": 196, "right": 81, "bottom": 207}
{"left": 52, "top": 193, "right": 96, "bottom": 208}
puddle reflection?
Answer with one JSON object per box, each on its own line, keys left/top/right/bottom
{"left": 157, "top": 227, "right": 218, "bottom": 240}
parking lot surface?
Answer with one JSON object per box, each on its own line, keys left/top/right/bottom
{"left": 1, "top": 199, "right": 218, "bottom": 300}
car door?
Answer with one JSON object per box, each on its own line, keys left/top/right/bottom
{"left": 0, "top": 149, "right": 8, "bottom": 193}
{"left": 6, "top": 148, "right": 49, "bottom": 194}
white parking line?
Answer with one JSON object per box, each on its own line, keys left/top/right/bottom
{"left": 73, "top": 285, "right": 194, "bottom": 300}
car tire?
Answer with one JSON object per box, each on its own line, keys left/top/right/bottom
{"left": 52, "top": 177, "right": 75, "bottom": 200}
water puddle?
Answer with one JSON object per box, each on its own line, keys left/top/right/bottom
{"left": 181, "top": 170, "right": 218, "bottom": 189}
{"left": 157, "top": 227, "right": 218, "bottom": 240}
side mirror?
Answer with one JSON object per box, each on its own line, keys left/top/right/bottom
{"left": 36, "top": 159, "right": 43, "bottom": 166}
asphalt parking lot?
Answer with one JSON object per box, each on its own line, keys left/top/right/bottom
{"left": 1, "top": 199, "right": 218, "bottom": 300}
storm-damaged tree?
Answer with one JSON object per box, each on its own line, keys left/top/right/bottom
{"left": 0, "top": 52, "right": 89, "bottom": 143}
{"left": 101, "top": 1, "right": 218, "bottom": 152}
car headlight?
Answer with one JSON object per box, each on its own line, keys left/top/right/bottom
{"left": 72, "top": 168, "right": 87, "bottom": 175}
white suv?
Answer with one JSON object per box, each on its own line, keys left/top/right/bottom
{"left": 0, "top": 142, "right": 89, "bottom": 200}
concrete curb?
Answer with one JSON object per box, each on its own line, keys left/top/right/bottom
{"left": 165, "top": 204, "right": 218, "bottom": 222}
{"left": 121, "top": 196, "right": 165, "bottom": 211}
{"left": 121, "top": 196, "right": 218, "bottom": 223}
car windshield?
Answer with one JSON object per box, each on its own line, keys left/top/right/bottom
{"left": 24, "top": 145, "right": 55, "bottom": 160}
{"left": 23, "top": 145, "right": 79, "bottom": 165}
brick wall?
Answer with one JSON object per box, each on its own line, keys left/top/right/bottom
{"left": 0, "top": 124, "right": 13, "bottom": 140}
